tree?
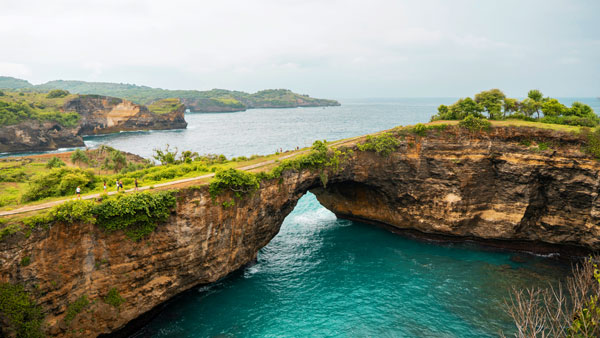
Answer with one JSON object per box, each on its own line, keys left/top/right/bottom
{"left": 46, "top": 156, "right": 66, "bottom": 169}
{"left": 569, "top": 102, "right": 595, "bottom": 117}
{"left": 70, "top": 149, "right": 89, "bottom": 166}
{"left": 448, "top": 97, "right": 484, "bottom": 120}
{"left": 527, "top": 89, "right": 544, "bottom": 119}
{"left": 153, "top": 144, "right": 178, "bottom": 165}
{"left": 541, "top": 99, "right": 567, "bottom": 117}
{"left": 503, "top": 98, "right": 520, "bottom": 118}
{"left": 110, "top": 150, "right": 127, "bottom": 172}
{"left": 474, "top": 89, "right": 506, "bottom": 119}
{"left": 520, "top": 98, "right": 538, "bottom": 118}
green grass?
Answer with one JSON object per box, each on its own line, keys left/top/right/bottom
{"left": 146, "top": 98, "right": 184, "bottom": 114}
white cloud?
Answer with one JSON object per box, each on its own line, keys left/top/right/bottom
{"left": 0, "top": 0, "right": 598, "bottom": 97}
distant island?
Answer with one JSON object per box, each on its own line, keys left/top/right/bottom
{"left": 0, "top": 76, "right": 341, "bottom": 112}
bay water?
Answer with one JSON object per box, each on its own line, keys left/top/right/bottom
{"left": 113, "top": 98, "right": 591, "bottom": 337}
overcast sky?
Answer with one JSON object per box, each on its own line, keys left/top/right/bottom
{"left": 1, "top": 0, "right": 598, "bottom": 98}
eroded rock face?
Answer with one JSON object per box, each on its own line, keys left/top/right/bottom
{"left": 313, "top": 127, "right": 600, "bottom": 250}
{"left": 65, "top": 96, "right": 187, "bottom": 135}
{"left": 0, "top": 96, "right": 187, "bottom": 153}
{"left": 1, "top": 126, "right": 599, "bottom": 337}
{"left": 0, "top": 121, "right": 84, "bottom": 153}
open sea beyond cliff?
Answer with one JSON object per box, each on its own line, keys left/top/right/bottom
{"left": 17, "top": 98, "right": 600, "bottom": 336}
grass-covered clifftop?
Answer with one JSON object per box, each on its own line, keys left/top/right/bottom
{"left": 0, "top": 76, "right": 340, "bottom": 112}
{"left": 0, "top": 90, "right": 80, "bottom": 127}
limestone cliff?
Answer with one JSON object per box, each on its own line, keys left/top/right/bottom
{"left": 0, "top": 96, "right": 187, "bottom": 153}
{"left": 1, "top": 126, "right": 599, "bottom": 337}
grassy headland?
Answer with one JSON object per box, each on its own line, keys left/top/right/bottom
{"left": 0, "top": 76, "right": 340, "bottom": 112}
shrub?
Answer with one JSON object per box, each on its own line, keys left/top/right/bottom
{"left": 0, "top": 167, "right": 27, "bottom": 182}
{"left": 103, "top": 288, "right": 125, "bottom": 309}
{"left": 70, "top": 149, "right": 89, "bottom": 165}
{"left": 94, "top": 191, "right": 176, "bottom": 241}
{"left": 357, "top": 133, "right": 400, "bottom": 156}
{"left": 459, "top": 115, "right": 491, "bottom": 132}
{"left": 0, "top": 223, "right": 21, "bottom": 242}
{"left": 64, "top": 295, "right": 89, "bottom": 325}
{"left": 20, "top": 256, "right": 31, "bottom": 267}
{"left": 413, "top": 123, "right": 427, "bottom": 136}
{"left": 46, "top": 157, "right": 66, "bottom": 169}
{"left": 0, "top": 283, "right": 44, "bottom": 338}
{"left": 209, "top": 169, "right": 260, "bottom": 199}
{"left": 51, "top": 200, "right": 96, "bottom": 224}
{"left": 22, "top": 167, "right": 95, "bottom": 202}
{"left": 586, "top": 128, "right": 600, "bottom": 159}
{"left": 21, "top": 213, "right": 54, "bottom": 230}
{"left": 46, "top": 89, "right": 69, "bottom": 98}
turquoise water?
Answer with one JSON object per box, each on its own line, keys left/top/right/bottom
{"left": 133, "top": 193, "right": 568, "bottom": 337}
{"left": 3, "top": 97, "right": 585, "bottom": 336}
{"left": 97, "top": 98, "right": 580, "bottom": 337}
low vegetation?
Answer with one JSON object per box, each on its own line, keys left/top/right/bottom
{"left": 103, "top": 288, "right": 125, "bottom": 309}
{"left": 504, "top": 256, "right": 600, "bottom": 337}
{"left": 64, "top": 295, "right": 89, "bottom": 325}
{"left": 94, "top": 191, "right": 176, "bottom": 241}
{"left": 357, "top": 133, "right": 400, "bottom": 156}
{"left": 0, "top": 283, "right": 44, "bottom": 337}
{"left": 0, "top": 90, "right": 80, "bottom": 127}
{"left": 146, "top": 98, "right": 184, "bottom": 114}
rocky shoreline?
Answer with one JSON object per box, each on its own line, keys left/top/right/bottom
{"left": 0, "top": 95, "right": 187, "bottom": 153}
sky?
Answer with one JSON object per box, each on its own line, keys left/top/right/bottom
{"left": 0, "top": 0, "right": 599, "bottom": 99}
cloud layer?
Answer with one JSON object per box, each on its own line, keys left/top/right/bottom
{"left": 1, "top": 0, "right": 599, "bottom": 98}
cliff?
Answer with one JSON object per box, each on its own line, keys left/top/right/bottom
{"left": 0, "top": 95, "right": 187, "bottom": 153}
{"left": 1, "top": 125, "right": 599, "bottom": 337}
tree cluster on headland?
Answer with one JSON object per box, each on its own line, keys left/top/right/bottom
{"left": 432, "top": 89, "right": 598, "bottom": 127}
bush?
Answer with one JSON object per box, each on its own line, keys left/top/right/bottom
{"left": 541, "top": 115, "right": 599, "bottom": 127}
{"left": 0, "top": 167, "right": 27, "bottom": 182}
{"left": 46, "top": 89, "right": 69, "bottom": 98}
{"left": 0, "top": 223, "right": 21, "bottom": 242}
{"left": 103, "top": 288, "right": 125, "bottom": 309}
{"left": 70, "top": 149, "right": 89, "bottom": 165}
{"left": 22, "top": 168, "right": 96, "bottom": 202}
{"left": 459, "top": 115, "right": 491, "bottom": 132}
{"left": 64, "top": 295, "right": 89, "bottom": 325}
{"left": 209, "top": 169, "right": 260, "bottom": 199}
{"left": 0, "top": 283, "right": 44, "bottom": 338}
{"left": 586, "top": 128, "right": 600, "bottom": 159}
{"left": 357, "top": 133, "right": 400, "bottom": 156}
{"left": 46, "top": 157, "right": 66, "bottom": 169}
{"left": 94, "top": 191, "right": 176, "bottom": 241}
{"left": 51, "top": 200, "right": 96, "bottom": 224}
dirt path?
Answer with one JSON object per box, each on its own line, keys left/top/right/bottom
{"left": 0, "top": 137, "right": 363, "bottom": 217}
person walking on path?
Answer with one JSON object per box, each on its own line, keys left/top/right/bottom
{"left": 119, "top": 180, "right": 124, "bottom": 192}
{"left": 134, "top": 178, "right": 139, "bottom": 191}
{"left": 115, "top": 179, "right": 120, "bottom": 192}
{"left": 76, "top": 186, "right": 82, "bottom": 200}
{"left": 103, "top": 180, "right": 107, "bottom": 193}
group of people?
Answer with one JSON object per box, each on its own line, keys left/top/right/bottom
{"left": 276, "top": 146, "right": 301, "bottom": 153}
{"left": 75, "top": 178, "right": 138, "bottom": 199}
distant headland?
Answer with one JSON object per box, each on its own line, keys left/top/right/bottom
{"left": 0, "top": 76, "right": 341, "bottom": 113}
